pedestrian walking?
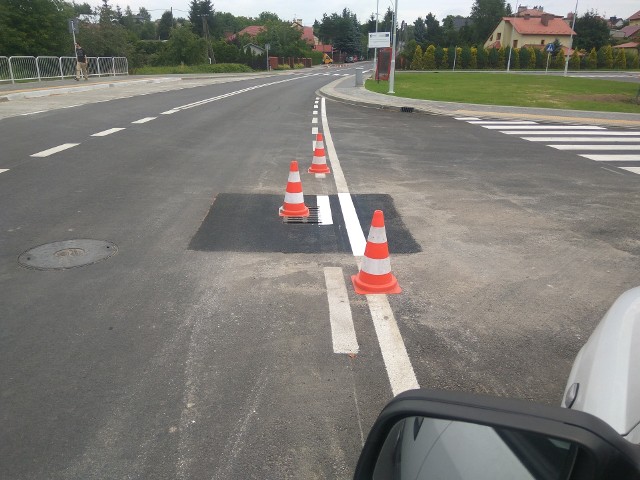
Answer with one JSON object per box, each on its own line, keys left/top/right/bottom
{"left": 75, "top": 43, "right": 89, "bottom": 81}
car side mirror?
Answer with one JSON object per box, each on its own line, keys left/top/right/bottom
{"left": 354, "top": 389, "right": 640, "bottom": 480}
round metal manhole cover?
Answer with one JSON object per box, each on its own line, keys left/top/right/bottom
{"left": 18, "top": 239, "right": 118, "bottom": 270}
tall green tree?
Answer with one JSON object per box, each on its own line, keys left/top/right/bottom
{"left": 573, "top": 10, "right": 609, "bottom": 52}
{"left": 0, "top": 0, "right": 76, "bottom": 55}
{"left": 470, "top": 0, "right": 507, "bottom": 45}
{"left": 189, "top": 0, "right": 213, "bottom": 37}
{"left": 424, "top": 13, "right": 443, "bottom": 46}
{"left": 158, "top": 10, "right": 175, "bottom": 40}
{"left": 413, "top": 17, "right": 426, "bottom": 44}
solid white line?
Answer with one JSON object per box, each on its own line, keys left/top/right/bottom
{"left": 621, "top": 167, "right": 640, "bottom": 174}
{"left": 367, "top": 294, "right": 420, "bottom": 396}
{"left": 581, "top": 154, "right": 640, "bottom": 161}
{"left": 484, "top": 125, "right": 604, "bottom": 130}
{"left": 31, "top": 143, "right": 80, "bottom": 157}
{"left": 320, "top": 97, "right": 366, "bottom": 256}
{"left": 0, "top": 169, "right": 9, "bottom": 174}
{"left": 549, "top": 144, "right": 640, "bottom": 151}
{"left": 91, "top": 127, "right": 125, "bottom": 137}
{"left": 324, "top": 267, "right": 359, "bottom": 354}
{"left": 338, "top": 193, "right": 367, "bottom": 256}
{"left": 522, "top": 136, "right": 640, "bottom": 142}
{"left": 317, "top": 195, "right": 333, "bottom": 225}
{"left": 132, "top": 117, "right": 157, "bottom": 124}
{"left": 455, "top": 117, "right": 480, "bottom": 120}
{"left": 503, "top": 130, "right": 628, "bottom": 135}
{"left": 469, "top": 120, "right": 537, "bottom": 125}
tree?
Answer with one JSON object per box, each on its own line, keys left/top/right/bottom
{"left": 424, "top": 44, "right": 436, "bottom": 69}
{"left": 411, "top": 45, "right": 423, "bottom": 69}
{"left": 597, "top": 45, "right": 613, "bottom": 68}
{"left": 442, "top": 16, "right": 458, "bottom": 46}
{"left": 519, "top": 45, "right": 531, "bottom": 69}
{"left": 0, "top": 0, "right": 76, "bottom": 56}
{"left": 586, "top": 47, "right": 597, "bottom": 69}
{"left": 574, "top": 10, "right": 609, "bottom": 52}
{"left": 163, "top": 25, "right": 206, "bottom": 64}
{"left": 189, "top": 0, "right": 213, "bottom": 38}
{"left": 413, "top": 17, "right": 426, "bottom": 44}
{"left": 424, "top": 13, "right": 443, "bottom": 46}
{"left": 613, "top": 48, "right": 626, "bottom": 69}
{"left": 569, "top": 49, "right": 580, "bottom": 70}
{"left": 158, "top": 10, "right": 175, "bottom": 40}
{"left": 470, "top": 0, "right": 507, "bottom": 45}
{"left": 460, "top": 45, "right": 471, "bottom": 68}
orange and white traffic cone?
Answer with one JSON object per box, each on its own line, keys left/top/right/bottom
{"left": 279, "top": 160, "right": 310, "bottom": 217}
{"left": 309, "top": 133, "right": 330, "bottom": 174}
{"left": 351, "top": 210, "right": 401, "bottom": 294}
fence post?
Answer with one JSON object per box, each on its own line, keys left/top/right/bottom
{"left": 35, "top": 57, "right": 42, "bottom": 81}
{"left": 58, "top": 57, "right": 64, "bottom": 79}
{"left": 97, "top": 57, "right": 101, "bottom": 77}
{"left": 8, "top": 57, "right": 15, "bottom": 84}
{"left": 112, "top": 57, "right": 115, "bottom": 76}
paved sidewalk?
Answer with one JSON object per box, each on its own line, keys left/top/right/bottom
{"left": 319, "top": 74, "right": 640, "bottom": 128}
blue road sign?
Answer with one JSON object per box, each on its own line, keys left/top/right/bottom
{"left": 545, "top": 43, "right": 554, "bottom": 53}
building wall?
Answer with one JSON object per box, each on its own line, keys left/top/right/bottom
{"left": 484, "top": 19, "right": 572, "bottom": 49}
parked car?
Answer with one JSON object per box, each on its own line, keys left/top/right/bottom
{"left": 345, "top": 56, "right": 354, "bottom": 63}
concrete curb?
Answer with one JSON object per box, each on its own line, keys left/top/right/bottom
{"left": 319, "top": 75, "right": 640, "bottom": 128}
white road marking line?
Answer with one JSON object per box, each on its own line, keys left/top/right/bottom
{"left": 503, "top": 130, "right": 631, "bottom": 135}
{"left": 581, "top": 154, "right": 640, "bottom": 161}
{"left": 313, "top": 110, "right": 318, "bottom": 115}
{"left": 367, "top": 294, "right": 420, "bottom": 396}
{"left": 621, "top": 167, "right": 640, "bottom": 174}
{"left": 549, "top": 144, "right": 640, "bottom": 151}
{"left": 132, "top": 117, "right": 157, "bottom": 124}
{"left": 601, "top": 167, "right": 626, "bottom": 175}
{"left": 324, "top": 267, "right": 359, "bottom": 354}
{"left": 338, "top": 193, "right": 367, "bottom": 257}
{"left": 468, "top": 120, "right": 537, "bottom": 124}
{"left": 523, "top": 136, "right": 640, "bottom": 142}
{"left": 454, "top": 117, "right": 480, "bottom": 120}
{"left": 312, "top": 117, "right": 318, "bottom": 124}
{"left": 312, "top": 127, "right": 318, "bottom": 135}
{"left": 0, "top": 169, "right": 9, "bottom": 174}
{"left": 161, "top": 110, "right": 178, "bottom": 115}
{"left": 484, "top": 125, "right": 604, "bottom": 130}
{"left": 20, "top": 110, "right": 47, "bottom": 116}
{"left": 315, "top": 173, "right": 326, "bottom": 179}
{"left": 31, "top": 143, "right": 80, "bottom": 157}
{"left": 317, "top": 195, "right": 333, "bottom": 225}
{"left": 91, "top": 127, "right": 125, "bottom": 137}
{"left": 62, "top": 104, "right": 81, "bottom": 109}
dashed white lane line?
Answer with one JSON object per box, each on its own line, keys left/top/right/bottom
{"left": 317, "top": 195, "right": 333, "bottom": 225}
{"left": 312, "top": 117, "right": 318, "bottom": 124}
{"left": 0, "top": 169, "right": 9, "bottom": 174}
{"left": 132, "top": 117, "right": 157, "bottom": 124}
{"left": 367, "top": 294, "right": 420, "bottom": 396}
{"left": 161, "top": 110, "right": 178, "bottom": 115}
{"left": 91, "top": 127, "right": 125, "bottom": 137}
{"left": 580, "top": 154, "right": 640, "bottom": 161}
{"left": 312, "top": 127, "right": 318, "bottom": 135}
{"left": 549, "top": 144, "right": 640, "bottom": 151}
{"left": 523, "top": 136, "right": 640, "bottom": 142}
{"left": 482, "top": 125, "right": 604, "bottom": 130}
{"left": 31, "top": 143, "right": 80, "bottom": 157}
{"left": 324, "top": 267, "right": 359, "bottom": 354}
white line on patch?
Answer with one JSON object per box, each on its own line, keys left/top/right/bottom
{"left": 324, "top": 267, "right": 359, "bottom": 354}
{"left": 132, "top": 117, "right": 157, "bottom": 124}
{"left": 367, "top": 294, "right": 420, "bottom": 396}
{"left": 91, "top": 128, "right": 125, "bottom": 137}
{"left": 31, "top": 143, "right": 80, "bottom": 157}
{"left": 317, "top": 195, "right": 333, "bottom": 225}
{"left": 338, "top": 193, "right": 366, "bottom": 256}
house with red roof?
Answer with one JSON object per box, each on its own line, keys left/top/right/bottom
{"left": 484, "top": 7, "right": 576, "bottom": 52}
{"left": 629, "top": 9, "right": 640, "bottom": 26}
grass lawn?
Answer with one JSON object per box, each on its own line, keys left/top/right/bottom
{"left": 366, "top": 72, "right": 640, "bottom": 113}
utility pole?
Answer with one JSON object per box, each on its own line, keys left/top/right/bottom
{"left": 564, "top": 0, "right": 578, "bottom": 76}
{"left": 200, "top": 14, "right": 215, "bottom": 64}
{"left": 373, "top": 0, "right": 379, "bottom": 72}
{"left": 507, "top": 2, "right": 519, "bottom": 72}
{"left": 388, "top": 0, "right": 398, "bottom": 94}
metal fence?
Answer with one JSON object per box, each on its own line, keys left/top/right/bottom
{"left": 0, "top": 56, "right": 128, "bottom": 84}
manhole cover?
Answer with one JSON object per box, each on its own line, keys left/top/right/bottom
{"left": 18, "top": 239, "right": 118, "bottom": 270}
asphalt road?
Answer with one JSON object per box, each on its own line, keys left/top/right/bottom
{"left": 2, "top": 69, "right": 640, "bottom": 479}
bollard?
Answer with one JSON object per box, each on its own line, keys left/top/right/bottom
{"left": 355, "top": 67, "right": 363, "bottom": 87}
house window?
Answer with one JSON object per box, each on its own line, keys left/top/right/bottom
{"left": 490, "top": 35, "right": 493, "bottom": 41}
{"left": 513, "top": 39, "right": 518, "bottom": 48}
{"left": 540, "top": 40, "right": 545, "bottom": 45}
{"left": 497, "top": 32, "right": 502, "bottom": 40}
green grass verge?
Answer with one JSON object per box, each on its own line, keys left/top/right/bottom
{"left": 366, "top": 72, "right": 640, "bottom": 113}
{"left": 131, "top": 63, "right": 254, "bottom": 75}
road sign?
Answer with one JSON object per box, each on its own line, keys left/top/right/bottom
{"left": 68, "top": 18, "right": 79, "bottom": 34}
{"left": 545, "top": 43, "right": 554, "bottom": 53}
{"left": 368, "top": 32, "right": 391, "bottom": 49}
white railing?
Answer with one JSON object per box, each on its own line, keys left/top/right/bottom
{"left": 0, "top": 56, "right": 128, "bottom": 84}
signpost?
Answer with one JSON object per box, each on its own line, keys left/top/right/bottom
{"left": 368, "top": 32, "right": 391, "bottom": 49}
{"left": 265, "top": 43, "right": 270, "bottom": 71}
{"left": 68, "top": 18, "right": 79, "bottom": 60}
{"left": 545, "top": 43, "right": 554, "bottom": 74}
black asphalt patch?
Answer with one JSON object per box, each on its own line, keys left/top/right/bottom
{"left": 189, "top": 193, "right": 421, "bottom": 254}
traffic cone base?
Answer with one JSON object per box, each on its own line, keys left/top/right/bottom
{"left": 309, "top": 133, "right": 330, "bottom": 174}
{"left": 351, "top": 272, "right": 401, "bottom": 294}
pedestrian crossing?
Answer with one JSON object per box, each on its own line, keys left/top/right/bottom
{"left": 455, "top": 117, "right": 640, "bottom": 176}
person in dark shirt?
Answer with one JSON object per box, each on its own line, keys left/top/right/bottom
{"left": 75, "top": 43, "right": 89, "bottom": 81}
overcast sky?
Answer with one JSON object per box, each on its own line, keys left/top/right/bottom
{"left": 122, "top": 0, "right": 637, "bottom": 26}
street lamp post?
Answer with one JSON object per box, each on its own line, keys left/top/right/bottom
{"left": 373, "top": 0, "right": 379, "bottom": 70}
{"left": 564, "top": 0, "right": 578, "bottom": 76}
{"left": 388, "top": 0, "right": 398, "bottom": 94}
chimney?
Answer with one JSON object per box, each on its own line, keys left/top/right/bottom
{"left": 541, "top": 13, "right": 552, "bottom": 26}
